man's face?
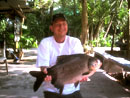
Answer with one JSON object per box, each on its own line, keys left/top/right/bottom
{"left": 50, "top": 18, "right": 68, "bottom": 38}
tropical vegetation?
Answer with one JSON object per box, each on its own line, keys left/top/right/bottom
{"left": 0, "top": 0, "right": 129, "bottom": 49}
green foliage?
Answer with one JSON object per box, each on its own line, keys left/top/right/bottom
{"left": 90, "top": 30, "right": 124, "bottom": 47}
{"left": 24, "top": 12, "right": 51, "bottom": 42}
{"left": 90, "top": 31, "right": 112, "bottom": 47}
{"left": 117, "top": 2, "right": 128, "bottom": 29}
{"left": 27, "top": 0, "right": 127, "bottom": 47}
{"left": 0, "top": 0, "right": 128, "bottom": 49}
{"left": 34, "top": 0, "right": 53, "bottom": 9}
{"left": 20, "top": 35, "right": 38, "bottom": 48}
{"left": 0, "top": 19, "right": 7, "bottom": 34}
{"left": 19, "top": 28, "right": 38, "bottom": 49}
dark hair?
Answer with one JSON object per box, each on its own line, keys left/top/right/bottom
{"left": 51, "top": 13, "right": 66, "bottom": 24}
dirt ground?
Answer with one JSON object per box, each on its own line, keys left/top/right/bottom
{"left": 0, "top": 48, "right": 130, "bottom": 98}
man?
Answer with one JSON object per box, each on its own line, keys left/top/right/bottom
{"left": 36, "top": 13, "right": 88, "bottom": 98}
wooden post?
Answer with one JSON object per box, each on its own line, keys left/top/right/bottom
{"left": 4, "top": 34, "right": 8, "bottom": 74}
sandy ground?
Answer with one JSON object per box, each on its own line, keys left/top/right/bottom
{"left": 0, "top": 48, "right": 130, "bottom": 98}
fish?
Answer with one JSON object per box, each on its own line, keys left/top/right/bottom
{"left": 29, "top": 54, "right": 102, "bottom": 94}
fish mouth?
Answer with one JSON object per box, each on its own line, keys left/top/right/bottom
{"left": 87, "top": 59, "right": 102, "bottom": 77}
{"left": 90, "top": 59, "right": 102, "bottom": 70}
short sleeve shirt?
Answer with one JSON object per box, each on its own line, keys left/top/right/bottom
{"left": 36, "top": 35, "right": 84, "bottom": 95}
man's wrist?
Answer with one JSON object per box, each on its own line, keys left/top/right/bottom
{"left": 40, "top": 66, "right": 48, "bottom": 71}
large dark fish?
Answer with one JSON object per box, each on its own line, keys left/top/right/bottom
{"left": 30, "top": 54, "right": 102, "bottom": 94}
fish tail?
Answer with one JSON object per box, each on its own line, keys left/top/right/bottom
{"left": 29, "top": 71, "right": 46, "bottom": 92}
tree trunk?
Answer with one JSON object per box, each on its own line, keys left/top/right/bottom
{"left": 89, "top": 24, "right": 93, "bottom": 41}
{"left": 111, "top": 26, "right": 116, "bottom": 52}
{"left": 46, "top": 1, "right": 54, "bottom": 37}
{"left": 50, "top": 2, "right": 54, "bottom": 18}
{"left": 127, "top": 0, "right": 130, "bottom": 60}
{"left": 81, "top": 0, "right": 89, "bottom": 45}
{"left": 104, "top": 0, "right": 123, "bottom": 39}
{"left": 119, "top": 0, "right": 124, "bottom": 8}
{"left": 73, "top": 0, "right": 76, "bottom": 16}
{"left": 93, "top": 20, "right": 103, "bottom": 39}
{"left": 104, "top": 15, "right": 114, "bottom": 38}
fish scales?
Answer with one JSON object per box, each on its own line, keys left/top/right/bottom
{"left": 50, "top": 54, "right": 89, "bottom": 84}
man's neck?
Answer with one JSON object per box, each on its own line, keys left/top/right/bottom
{"left": 54, "top": 36, "right": 66, "bottom": 43}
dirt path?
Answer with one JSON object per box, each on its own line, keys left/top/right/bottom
{"left": 81, "top": 70, "right": 130, "bottom": 98}
{"left": 0, "top": 48, "right": 130, "bottom": 98}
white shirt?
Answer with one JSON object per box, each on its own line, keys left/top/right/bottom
{"left": 36, "top": 35, "right": 84, "bottom": 95}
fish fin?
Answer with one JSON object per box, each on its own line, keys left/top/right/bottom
{"left": 54, "top": 82, "right": 62, "bottom": 89}
{"left": 56, "top": 55, "right": 70, "bottom": 65}
{"left": 51, "top": 77, "right": 56, "bottom": 85}
{"left": 29, "top": 71, "right": 46, "bottom": 92}
{"left": 54, "top": 82, "right": 64, "bottom": 94}
{"left": 82, "top": 72, "right": 90, "bottom": 75}
{"left": 33, "top": 78, "right": 43, "bottom": 92}
{"left": 59, "top": 86, "right": 64, "bottom": 95}
{"left": 29, "top": 71, "right": 42, "bottom": 77}
{"left": 74, "top": 81, "right": 79, "bottom": 87}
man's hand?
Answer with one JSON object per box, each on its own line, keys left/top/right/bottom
{"left": 80, "top": 75, "right": 91, "bottom": 82}
{"left": 41, "top": 67, "right": 52, "bottom": 82}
